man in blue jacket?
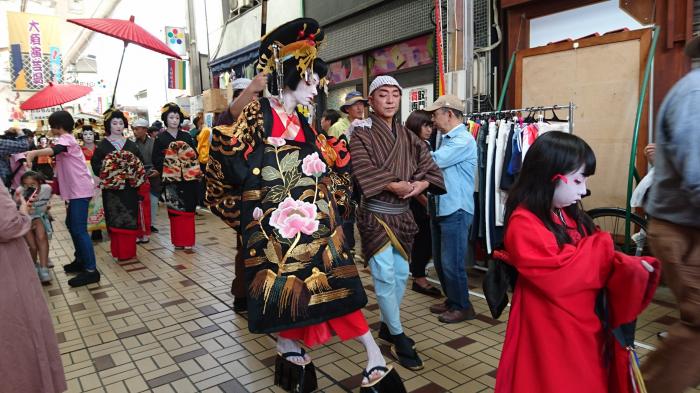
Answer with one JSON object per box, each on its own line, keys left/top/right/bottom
{"left": 425, "top": 94, "right": 478, "bottom": 324}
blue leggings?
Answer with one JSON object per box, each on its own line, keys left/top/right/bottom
{"left": 369, "top": 245, "right": 410, "bottom": 335}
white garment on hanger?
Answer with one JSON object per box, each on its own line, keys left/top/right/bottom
{"left": 494, "top": 120, "right": 510, "bottom": 226}
{"left": 538, "top": 121, "right": 570, "bottom": 135}
{"left": 485, "top": 120, "right": 498, "bottom": 253}
{"left": 631, "top": 167, "right": 655, "bottom": 208}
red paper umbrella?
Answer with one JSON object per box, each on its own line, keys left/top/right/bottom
{"left": 67, "top": 15, "right": 182, "bottom": 105}
{"left": 20, "top": 82, "right": 92, "bottom": 110}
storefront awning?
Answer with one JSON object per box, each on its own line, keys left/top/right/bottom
{"left": 209, "top": 41, "right": 259, "bottom": 74}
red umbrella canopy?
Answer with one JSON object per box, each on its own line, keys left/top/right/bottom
{"left": 67, "top": 15, "right": 181, "bottom": 59}
{"left": 20, "top": 82, "right": 92, "bottom": 110}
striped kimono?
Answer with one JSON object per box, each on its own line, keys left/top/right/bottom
{"left": 350, "top": 114, "right": 445, "bottom": 262}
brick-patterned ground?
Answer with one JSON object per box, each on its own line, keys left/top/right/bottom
{"left": 40, "top": 201, "right": 695, "bottom": 393}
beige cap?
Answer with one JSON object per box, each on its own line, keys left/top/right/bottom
{"left": 425, "top": 94, "right": 465, "bottom": 113}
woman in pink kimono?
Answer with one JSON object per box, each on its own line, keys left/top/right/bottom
{"left": 0, "top": 184, "right": 66, "bottom": 393}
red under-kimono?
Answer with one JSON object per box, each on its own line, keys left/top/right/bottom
{"left": 268, "top": 101, "right": 368, "bottom": 347}
{"left": 495, "top": 207, "right": 659, "bottom": 393}
{"left": 136, "top": 181, "right": 151, "bottom": 238}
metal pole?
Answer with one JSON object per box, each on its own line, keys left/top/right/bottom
{"left": 624, "top": 26, "right": 659, "bottom": 252}
{"left": 496, "top": 52, "right": 515, "bottom": 111}
{"left": 203, "top": 0, "right": 213, "bottom": 88}
{"left": 470, "top": 103, "right": 573, "bottom": 117}
{"left": 186, "top": 0, "right": 202, "bottom": 95}
{"left": 111, "top": 42, "right": 128, "bottom": 107}
{"left": 464, "top": 0, "right": 474, "bottom": 114}
{"left": 261, "top": 0, "right": 269, "bottom": 37}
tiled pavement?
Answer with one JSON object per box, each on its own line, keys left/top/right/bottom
{"left": 40, "top": 201, "right": 698, "bottom": 393}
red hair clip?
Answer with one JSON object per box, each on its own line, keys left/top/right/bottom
{"left": 551, "top": 174, "right": 568, "bottom": 183}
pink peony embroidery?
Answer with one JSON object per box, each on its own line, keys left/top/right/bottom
{"left": 267, "top": 137, "right": 287, "bottom": 147}
{"left": 269, "top": 197, "right": 319, "bottom": 239}
{"left": 252, "top": 207, "right": 263, "bottom": 221}
{"left": 301, "top": 152, "right": 327, "bottom": 177}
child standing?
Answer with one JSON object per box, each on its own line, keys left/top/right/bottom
{"left": 16, "top": 171, "right": 53, "bottom": 284}
{"left": 494, "top": 131, "right": 660, "bottom": 393}
{"left": 26, "top": 111, "right": 98, "bottom": 287}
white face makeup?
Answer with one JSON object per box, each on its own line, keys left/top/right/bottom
{"left": 552, "top": 166, "right": 588, "bottom": 209}
{"left": 166, "top": 112, "right": 180, "bottom": 129}
{"left": 82, "top": 130, "right": 95, "bottom": 144}
{"left": 109, "top": 118, "right": 125, "bottom": 136}
{"left": 290, "top": 73, "right": 319, "bottom": 107}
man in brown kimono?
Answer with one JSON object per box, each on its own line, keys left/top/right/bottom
{"left": 350, "top": 75, "right": 446, "bottom": 371}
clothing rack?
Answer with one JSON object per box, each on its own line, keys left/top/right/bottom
{"left": 468, "top": 102, "right": 576, "bottom": 134}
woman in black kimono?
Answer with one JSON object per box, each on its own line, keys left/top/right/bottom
{"left": 151, "top": 103, "right": 200, "bottom": 249}
{"left": 91, "top": 109, "right": 145, "bottom": 261}
{"left": 206, "top": 18, "right": 406, "bottom": 393}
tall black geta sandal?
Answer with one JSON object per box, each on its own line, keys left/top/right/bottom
{"left": 274, "top": 349, "right": 318, "bottom": 393}
{"left": 360, "top": 365, "right": 407, "bottom": 393}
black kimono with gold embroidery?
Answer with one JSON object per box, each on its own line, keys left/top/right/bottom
{"left": 206, "top": 98, "right": 366, "bottom": 333}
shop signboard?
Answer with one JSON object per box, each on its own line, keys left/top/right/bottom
{"left": 328, "top": 54, "right": 364, "bottom": 85}
{"left": 165, "top": 26, "right": 187, "bottom": 57}
{"left": 368, "top": 34, "right": 433, "bottom": 77}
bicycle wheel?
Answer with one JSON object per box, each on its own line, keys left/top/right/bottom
{"left": 586, "top": 207, "right": 649, "bottom": 256}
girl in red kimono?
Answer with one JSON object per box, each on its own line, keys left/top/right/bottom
{"left": 494, "top": 131, "right": 660, "bottom": 393}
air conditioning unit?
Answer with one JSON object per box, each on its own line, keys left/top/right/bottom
{"left": 229, "top": 0, "right": 254, "bottom": 14}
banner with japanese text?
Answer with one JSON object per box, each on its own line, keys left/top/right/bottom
{"left": 6, "top": 12, "right": 63, "bottom": 91}
{"left": 167, "top": 59, "right": 187, "bottom": 90}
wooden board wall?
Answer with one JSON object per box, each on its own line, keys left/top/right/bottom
{"left": 515, "top": 28, "right": 652, "bottom": 210}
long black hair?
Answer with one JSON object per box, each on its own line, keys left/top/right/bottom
{"left": 504, "top": 131, "right": 596, "bottom": 247}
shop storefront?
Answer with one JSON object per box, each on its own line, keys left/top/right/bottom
{"left": 309, "top": 0, "right": 437, "bottom": 123}
{"left": 325, "top": 34, "right": 435, "bottom": 123}
{"left": 208, "top": 41, "right": 259, "bottom": 88}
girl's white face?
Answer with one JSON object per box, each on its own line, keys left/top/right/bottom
{"left": 109, "top": 118, "right": 125, "bottom": 136}
{"left": 552, "top": 166, "right": 589, "bottom": 209}
{"left": 166, "top": 112, "right": 180, "bottom": 129}
{"left": 289, "top": 73, "right": 319, "bottom": 107}
{"left": 82, "top": 130, "right": 95, "bottom": 144}
{"left": 39, "top": 137, "right": 48, "bottom": 148}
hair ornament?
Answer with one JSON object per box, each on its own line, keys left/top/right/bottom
{"left": 551, "top": 174, "right": 568, "bottom": 183}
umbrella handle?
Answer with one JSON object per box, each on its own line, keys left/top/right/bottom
{"left": 112, "top": 42, "right": 129, "bottom": 107}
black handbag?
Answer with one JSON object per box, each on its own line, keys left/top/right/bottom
{"left": 483, "top": 253, "right": 518, "bottom": 319}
